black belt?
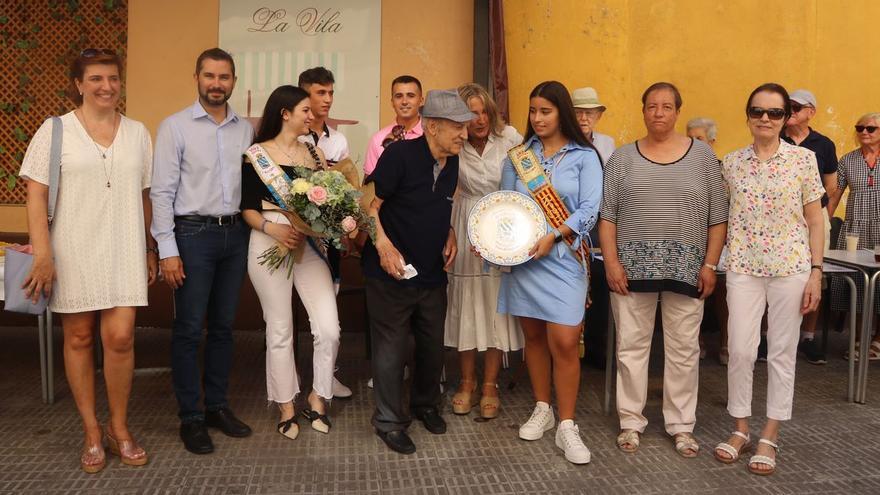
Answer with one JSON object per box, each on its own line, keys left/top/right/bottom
{"left": 175, "top": 214, "right": 241, "bottom": 226}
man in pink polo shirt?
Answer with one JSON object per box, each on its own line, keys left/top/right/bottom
{"left": 363, "top": 75, "right": 425, "bottom": 176}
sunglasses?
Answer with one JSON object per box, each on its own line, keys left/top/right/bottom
{"left": 855, "top": 125, "right": 879, "bottom": 134}
{"left": 80, "top": 48, "right": 116, "bottom": 58}
{"left": 748, "top": 107, "right": 787, "bottom": 120}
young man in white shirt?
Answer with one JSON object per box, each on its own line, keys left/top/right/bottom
{"left": 298, "top": 66, "right": 353, "bottom": 398}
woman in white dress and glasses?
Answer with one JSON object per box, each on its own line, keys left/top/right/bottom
{"left": 20, "top": 49, "right": 157, "bottom": 473}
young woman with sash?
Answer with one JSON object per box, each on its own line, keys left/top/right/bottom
{"left": 490, "top": 81, "right": 603, "bottom": 464}
{"left": 241, "top": 85, "right": 341, "bottom": 439}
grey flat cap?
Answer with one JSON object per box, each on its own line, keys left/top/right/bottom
{"left": 420, "top": 89, "right": 476, "bottom": 123}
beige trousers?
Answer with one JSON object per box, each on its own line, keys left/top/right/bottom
{"left": 612, "top": 291, "right": 704, "bottom": 435}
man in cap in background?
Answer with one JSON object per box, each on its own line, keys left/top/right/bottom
{"left": 782, "top": 89, "right": 837, "bottom": 365}
{"left": 571, "top": 86, "right": 616, "bottom": 163}
{"left": 362, "top": 89, "right": 473, "bottom": 454}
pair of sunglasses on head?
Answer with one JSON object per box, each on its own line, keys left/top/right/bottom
{"left": 80, "top": 48, "right": 116, "bottom": 57}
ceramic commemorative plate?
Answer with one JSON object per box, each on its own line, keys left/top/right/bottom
{"left": 467, "top": 190, "right": 547, "bottom": 266}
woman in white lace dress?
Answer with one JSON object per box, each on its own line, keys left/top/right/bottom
{"left": 445, "top": 83, "right": 522, "bottom": 419}
{"left": 19, "top": 50, "right": 156, "bottom": 473}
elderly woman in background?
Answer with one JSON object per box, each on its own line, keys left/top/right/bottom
{"left": 686, "top": 117, "right": 718, "bottom": 148}
{"left": 714, "top": 83, "right": 824, "bottom": 476}
{"left": 687, "top": 117, "right": 729, "bottom": 365}
{"left": 20, "top": 49, "right": 156, "bottom": 472}
{"left": 445, "top": 83, "right": 522, "bottom": 420}
{"left": 827, "top": 112, "right": 880, "bottom": 358}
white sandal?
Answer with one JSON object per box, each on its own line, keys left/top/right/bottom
{"left": 748, "top": 438, "right": 778, "bottom": 476}
{"left": 714, "top": 431, "right": 750, "bottom": 464}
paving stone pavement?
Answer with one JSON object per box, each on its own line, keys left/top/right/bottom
{"left": 1, "top": 325, "right": 879, "bottom": 494}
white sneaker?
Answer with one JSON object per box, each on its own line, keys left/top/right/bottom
{"left": 332, "top": 376, "right": 352, "bottom": 398}
{"left": 555, "top": 419, "right": 591, "bottom": 464}
{"left": 518, "top": 401, "right": 555, "bottom": 440}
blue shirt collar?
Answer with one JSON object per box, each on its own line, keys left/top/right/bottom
{"left": 190, "top": 99, "right": 240, "bottom": 125}
{"left": 524, "top": 134, "right": 591, "bottom": 156}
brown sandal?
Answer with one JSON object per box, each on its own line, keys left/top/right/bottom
{"left": 479, "top": 383, "right": 500, "bottom": 419}
{"left": 452, "top": 380, "right": 478, "bottom": 414}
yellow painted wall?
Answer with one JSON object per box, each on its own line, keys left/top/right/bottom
{"left": 0, "top": 0, "right": 473, "bottom": 232}
{"left": 504, "top": 0, "right": 880, "bottom": 159}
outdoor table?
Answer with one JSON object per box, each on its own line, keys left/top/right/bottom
{"left": 824, "top": 249, "right": 880, "bottom": 403}
{"left": 0, "top": 258, "right": 55, "bottom": 404}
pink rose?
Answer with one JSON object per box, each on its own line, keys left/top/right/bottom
{"left": 307, "top": 185, "right": 328, "bottom": 205}
{"left": 341, "top": 216, "right": 357, "bottom": 233}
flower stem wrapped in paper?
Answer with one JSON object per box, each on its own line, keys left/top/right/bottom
{"left": 245, "top": 143, "right": 375, "bottom": 277}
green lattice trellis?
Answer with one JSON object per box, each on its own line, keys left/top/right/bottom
{"left": 0, "top": 0, "right": 127, "bottom": 203}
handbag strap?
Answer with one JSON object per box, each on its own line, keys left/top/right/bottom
{"left": 47, "top": 116, "right": 62, "bottom": 225}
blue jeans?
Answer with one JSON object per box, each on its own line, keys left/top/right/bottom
{"left": 171, "top": 218, "right": 249, "bottom": 422}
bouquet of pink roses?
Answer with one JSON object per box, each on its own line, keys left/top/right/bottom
{"left": 259, "top": 162, "right": 373, "bottom": 276}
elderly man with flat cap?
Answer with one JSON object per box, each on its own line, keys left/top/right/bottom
{"left": 362, "top": 89, "right": 473, "bottom": 454}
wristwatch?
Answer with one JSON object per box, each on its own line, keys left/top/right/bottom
{"left": 551, "top": 228, "right": 563, "bottom": 243}
{"left": 811, "top": 264, "right": 823, "bottom": 272}
{"left": 703, "top": 262, "right": 718, "bottom": 271}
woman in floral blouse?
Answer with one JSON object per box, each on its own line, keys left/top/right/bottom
{"left": 713, "top": 83, "right": 825, "bottom": 476}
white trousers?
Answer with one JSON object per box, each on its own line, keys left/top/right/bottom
{"left": 247, "top": 211, "right": 341, "bottom": 403}
{"left": 726, "top": 271, "right": 809, "bottom": 421}
{"left": 611, "top": 291, "right": 704, "bottom": 435}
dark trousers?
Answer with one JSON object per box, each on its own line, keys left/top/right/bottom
{"left": 366, "top": 277, "right": 447, "bottom": 433}
{"left": 171, "top": 219, "right": 249, "bottom": 422}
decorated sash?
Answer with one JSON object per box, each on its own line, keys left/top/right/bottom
{"left": 507, "top": 145, "right": 591, "bottom": 260}
{"left": 244, "top": 143, "right": 330, "bottom": 266}
{"left": 508, "top": 144, "right": 593, "bottom": 313}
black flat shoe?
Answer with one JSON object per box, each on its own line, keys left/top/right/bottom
{"left": 302, "top": 409, "right": 331, "bottom": 434}
{"left": 205, "top": 408, "right": 252, "bottom": 438}
{"left": 377, "top": 429, "right": 416, "bottom": 454}
{"left": 277, "top": 417, "right": 299, "bottom": 440}
{"left": 180, "top": 421, "right": 214, "bottom": 455}
{"left": 413, "top": 408, "right": 447, "bottom": 434}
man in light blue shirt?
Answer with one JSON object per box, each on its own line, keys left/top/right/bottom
{"left": 150, "top": 48, "right": 254, "bottom": 455}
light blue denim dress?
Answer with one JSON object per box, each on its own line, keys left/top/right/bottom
{"left": 497, "top": 136, "right": 603, "bottom": 326}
